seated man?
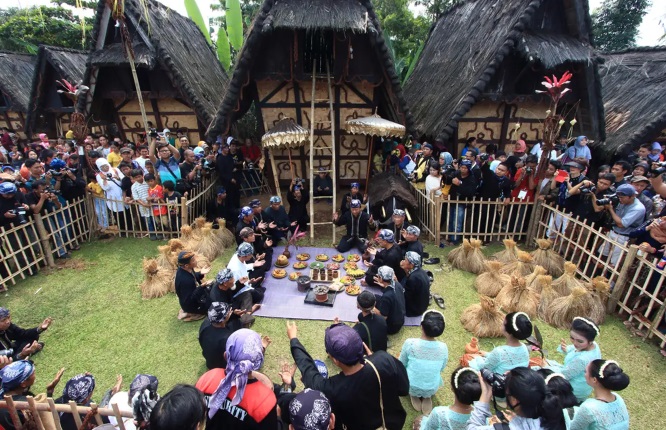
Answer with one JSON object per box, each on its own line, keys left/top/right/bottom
{"left": 288, "top": 389, "right": 335, "bottom": 430}
{"left": 209, "top": 268, "right": 259, "bottom": 328}
{"left": 239, "top": 227, "right": 272, "bottom": 279}
{"left": 174, "top": 251, "right": 212, "bottom": 319}
{"left": 313, "top": 167, "right": 333, "bottom": 199}
{"left": 199, "top": 302, "right": 237, "bottom": 369}
{"left": 383, "top": 209, "right": 410, "bottom": 238}
{"left": 333, "top": 199, "right": 374, "bottom": 253}
{"left": 400, "top": 252, "right": 430, "bottom": 317}
{"left": 363, "top": 229, "right": 403, "bottom": 286}
{"left": 227, "top": 242, "right": 266, "bottom": 304}
{"left": 372, "top": 266, "right": 406, "bottom": 334}
{"left": 0, "top": 360, "right": 37, "bottom": 429}
{"left": 340, "top": 182, "right": 368, "bottom": 216}
{"left": 263, "top": 195, "right": 294, "bottom": 242}
{"left": 0, "top": 307, "right": 52, "bottom": 360}
{"left": 352, "top": 291, "right": 388, "bottom": 352}
{"left": 399, "top": 225, "right": 424, "bottom": 258}
{"left": 286, "top": 321, "right": 408, "bottom": 430}
{"left": 250, "top": 198, "right": 275, "bottom": 244}
{"left": 235, "top": 206, "right": 256, "bottom": 244}
{"left": 287, "top": 181, "right": 309, "bottom": 233}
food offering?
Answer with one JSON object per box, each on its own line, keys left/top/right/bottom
{"left": 289, "top": 272, "right": 302, "bottom": 281}
{"left": 345, "top": 284, "right": 361, "bottom": 296}
{"left": 326, "top": 262, "right": 340, "bottom": 270}
{"left": 347, "top": 254, "right": 361, "bottom": 263}
{"left": 310, "top": 268, "right": 339, "bottom": 282}
{"left": 343, "top": 262, "right": 358, "bottom": 271}
{"left": 313, "top": 285, "right": 330, "bottom": 302}
{"left": 275, "top": 255, "right": 289, "bottom": 267}
{"left": 272, "top": 268, "right": 287, "bottom": 279}
{"left": 328, "top": 281, "right": 345, "bottom": 293}
{"left": 293, "top": 261, "right": 308, "bottom": 269}
{"left": 296, "top": 253, "right": 311, "bottom": 261}
{"left": 332, "top": 254, "right": 345, "bottom": 262}
{"left": 347, "top": 268, "right": 366, "bottom": 279}
{"left": 310, "top": 261, "right": 325, "bottom": 270}
{"left": 316, "top": 254, "right": 330, "bottom": 262}
{"left": 340, "top": 276, "right": 355, "bottom": 286}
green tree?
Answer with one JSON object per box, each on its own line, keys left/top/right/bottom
{"left": 210, "top": 0, "right": 262, "bottom": 30}
{"left": 592, "top": 0, "right": 650, "bottom": 51}
{"left": 412, "top": 0, "right": 458, "bottom": 23}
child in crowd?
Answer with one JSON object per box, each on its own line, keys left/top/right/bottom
{"left": 162, "top": 180, "right": 182, "bottom": 232}
{"left": 489, "top": 151, "right": 506, "bottom": 172}
{"left": 130, "top": 170, "right": 157, "bottom": 240}
{"left": 570, "top": 359, "right": 630, "bottom": 429}
{"left": 372, "top": 147, "right": 384, "bottom": 175}
{"left": 399, "top": 310, "right": 448, "bottom": 414}
{"left": 87, "top": 171, "right": 108, "bottom": 231}
{"left": 546, "top": 317, "right": 602, "bottom": 401}
{"left": 146, "top": 173, "right": 168, "bottom": 233}
{"left": 469, "top": 312, "right": 531, "bottom": 374}
{"left": 417, "top": 367, "right": 481, "bottom": 430}
{"left": 425, "top": 164, "right": 442, "bottom": 198}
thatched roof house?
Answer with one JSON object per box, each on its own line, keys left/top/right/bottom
{"left": 81, "top": 0, "right": 228, "bottom": 142}
{"left": 599, "top": 47, "right": 666, "bottom": 160}
{"left": 404, "top": 0, "right": 603, "bottom": 154}
{"left": 25, "top": 46, "right": 88, "bottom": 138}
{"left": 0, "top": 51, "right": 37, "bottom": 138}
{"left": 206, "top": 0, "right": 413, "bottom": 185}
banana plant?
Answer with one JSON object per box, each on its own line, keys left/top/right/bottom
{"left": 226, "top": 0, "right": 243, "bottom": 50}
{"left": 217, "top": 27, "right": 231, "bottom": 71}
{"left": 184, "top": 0, "right": 212, "bottom": 44}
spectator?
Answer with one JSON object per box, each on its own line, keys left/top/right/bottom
{"left": 564, "top": 135, "right": 592, "bottom": 162}
{"left": 96, "top": 158, "right": 130, "bottom": 233}
{"left": 25, "top": 179, "right": 69, "bottom": 258}
{"left": 147, "top": 173, "right": 168, "bottom": 234}
{"left": 631, "top": 161, "right": 649, "bottom": 179}
{"left": 333, "top": 199, "right": 373, "bottom": 253}
{"left": 263, "top": 195, "right": 294, "bottom": 242}
{"left": 216, "top": 144, "right": 238, "bottom": 207}
{"left": 611, "top": 161, "right": 630, "bottom": 187}
{"left": 577, "top": 173, "right": 615, "bottom": 230}
{"left": 648, "top": 141, "right": 663, "bottom": 163}
{"left": 288, "top": 389, "right": 335, "bottom": 430}
{"left": 399, "top": 151, "right": 417, "bottom": 176}
{"left": 352, "top": 291, "right": 388, "bottom": 352}
{"left": 108, "top": 374, "right": 159, "bottom": 430}
{"left": 107, "top": 141, "right": 122, "bottom": 167}
{"left": 130, "top": 170, "right": 158, "bottom": 240}
{"left": 149, "top": 138, "right": 182, "bottom": 188}
{"left": 163, "top": 180, "right": 182, "bottom": 232}
{"left": 399, "top": 310, "right": 448, "bottom": 414}
{"left": 556, "top": 158, "right": 590, "bottom": 235}
{"left": 206, "top": 186, "right": 235, "bottom": 228}
{"left": 372, "top": 266, "right": 406, "bottom": 335}
{"left": 228, "top": 141, "right": 245, "bottom": 206}
{"left": 372, "top": 147, "right": 384, "bottom": 175}
{"left": 399, "top": 225, "right": 424, "bottom": 258}
{"left": 597, "top": 184, "right": 645, "bottom": 266}
{"left": 286, "top": 321, "right": 409, "bottom": 430}
{"left": 363, "top": 230, "right": 403, "bottom": 287}
{"left": 630, "top": 216, "right": 666, "bottom": 260}
{"left": 464, "top": 151, "right": 482, "bottom": 182}
{"left": 0, "top": 307, "right": 51, "bottom": 360}
{"left": 313, "top": 167, "right": 333, "bottom": 200}
{"left": 287, "top": 180, "right": 309, "bottom": 232}
{"left": 340, "top": 182, "right": 367, "bottom": 216}
{"left": 537, "top": 159, "right": 561, "bottom": 205}
{"left": 175, "top": 251, "right": 212, "bottom": 318}
{"left": 59, "top": 154, "right": 86, "bottom": 202}
{"left": 488, "top": 150, "right": 506, "bottom": 172}
{"left": 460, "top": 137, "right": 478, "bottom": 158}
{"left": 196, "top": 329, "right": 277, "bottom": 429}
{"left": 448, "top": 159, "right": 478, "bottom": 244}
{"left": 99, "top": 135, "right": 111, "bottom": 156}
{"left": 400, "top": 252, "right": 430, "bottom": 317}
{"left": 630, "top": 176, "right": 653, "bottom": 219}
{"left": 199, "top": 302, "right": 238, "bottom": 369}
{"left": 120, "top": 147, "right": 140, "bottom": 170}
{"left": 150, "top": 384, "right": 206, "bottom": 430}
{"left": 627, "top": 143, "right": 650, "bottom": 166}
{"left": 478, "top": 160, "right": 512, "bottom": 233}
{"left": 179, "top": 149, "right": 199, "bottom": 192}
{"left": 424, "top": 164, "right": 442, "bottom": 198}
{"left": 0, "top": 182, "right": 38, "bottom": 276}
{"left": 135, "top": 145, "right": 150, "bottom": 174}
{"left": 412, "top": 143, "right": 434, "bottom": 182}
{"left": 505, "top": 140, "right": 528, "bottom": 177}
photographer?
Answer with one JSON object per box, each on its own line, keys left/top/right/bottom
{"left": 25, "top": 180, "right": 69, "bottom": 258}
{"left": 597, "top": 184, "right": 645, "bottom": 266}
{"left": 412, "top": 143, "right": 434, "bottom": 182}
{"left": 0, "top": 182, "right": 38, "bottom": 276}
{"left": 509, "top": 155, "right": 538, "bottom": 233}
{"left": 55, "top": 156, "right": 86, "bottom": 203}
{"left": 178, "top": 149, "right": 199, "bottom": 192}
{"left": 556, "top": 158, "right": 590, "bottom": 234}
{"left": 580, "top": 173, "right": 615, "bottom": 228}
{"left": 149, "top": 136, "right": 182, "bottom": 190}
{"left": 447, "top": 159, "right": 477, "bottom": 244}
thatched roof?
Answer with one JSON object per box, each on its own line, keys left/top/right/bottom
{"left": 367, "top": 172, "right": 418, "bottom": 208}
{"left": 207, "top": 0, "right": 413, "bottom": 138}
{"left": 404, "top": 0, "right": 597, "bottom": 141}
{"left": 599, "top": 47, "right": 666, "bottom": 158}
{"left": 25, "top": 46, "right": 88, "bottom": 135}
{"left": 0, "top": 51, "right": 37, "bottom": 112}
{"left": 89, "top": 42, "right": 156, "bottom": 69}
{"left": 83, "top": 0, "right": 228, "bottom": 125}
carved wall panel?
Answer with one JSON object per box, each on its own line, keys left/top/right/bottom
{"left": 0, "top": 111, "right": 27, "bottom": 139}
{"left": 117, "top": 98, "right": 201, "bottom": 143}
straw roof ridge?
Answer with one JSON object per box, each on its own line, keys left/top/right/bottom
{"left": 598, "top": 47, "right": 666, "bottom": 159}
{"left": 366, "top": 172, "right": 418, "bottom": 208}
{"left": 518, "top": 31, "right": 595, "bottom": 69}
{"left": 0, "top": 51, "right": 37, "bottom": 112}
{"left": 89, "top": 42, "right": 156, "bottom": 69}
{"left": 205, "top": 0, "right": 414, "bottom": 139}
{"left": 83, "top": 0, "right": 228, "bottom": 125}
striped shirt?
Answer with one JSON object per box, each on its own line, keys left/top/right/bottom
{"left": 131, "top": 181, "right": 151, "bottom": 217}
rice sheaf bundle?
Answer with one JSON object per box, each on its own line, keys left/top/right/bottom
{"left": 537, "top": 275, "right": 558, "bottom": 320}
{"left": 194, "top": 252, "right": 211, "bottom": 272}
{"left": 525, "top": 266, "right": 548, "bottom": 293}
{"left": 499, "top": 251, "right": 535, "bottom": 277}
{"left": 139, "top": 258, "right": 174, "bottom": 299}
{"left": 463, "top": 239, "right": 487, "bottom": 274}
{"left": 493, "top": 238, "right": 521, "bottom": 264}
{"left": 586, "top": 276, "right": 611, "bottom": 325}
{"left": 193, "top": 216, "right": 207, "bottom": 230}
{"left": 215, "top": 218, "right": 236, "bottom": 248}
{"left": 448, "top": 239, "right": 471, "bottom": 269}
{"left": 460, "top": 295, "right": 506, "bottom": 338}
{"left": 531, "top": 239, "right": 565, "bottom": 277}
{"left": 195, "top": 226, "right": 222, "bottom": 261}
{"left": 551, "top": 262, "right": 584, "bottom": 296}
{"left": 180, "top": 225, "right": 201, "bottom": 250}
{"left": 155, "top": 245, "right": 177, "bottom": 271}
{"left": 474, "top": 261, "right": 511, "bottom": 297}
{"left": 545, "top": 286, "right": 593, "bottom": 329}
{"left": 495, "top": 275, "right": 540, "bottom": 317}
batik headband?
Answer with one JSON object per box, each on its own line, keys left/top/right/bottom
{"left": 405, "top": 225, "right": 420, "bottom": 236}
{"left": 237, "top": 242, "right": 254, "bottom": 257}
{"left": 0, "top": 307, "right": 9, "bottom": 319}
{"left": 350, "top": 199, "right": 361, "bottom": 208}
{"left": 270, "top": 196, "right": 281, "bottom": 204}
{"left": 215, "top": 268, "right": 234, "bottom": 284}
{"left": 208, "top": 302, "right": 232, "bottom": 324}
{"left": 63, "top": 373, "right": 96, "bottom": 403}
{"left": 405, "top": 251, "right": 421, "bottom": 268}
{"left": 393, "top": 209, "right": 405, "bottom": 217}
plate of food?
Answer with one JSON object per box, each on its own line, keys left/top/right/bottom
{"left": 332, "top": 254, "right": 345, "bottom": 262}
{"left": 310, "top": 261, "right": 325, "bottom": 269}
{"left": 347, "top": 254, "right": 361, "bottom": 262}
{"left": 347, "top": 268, "right": 366, "bottom": 279}
{"left": 343, "top": 262, "right": 358, "bottom": 271}
{"left": 296, "top": 253, "right": 310, "bottom": 261}
{"left": 340, "top": 275, "right": 355, "bottom": 285}
{"left": 345, "top": 284, "right": 361, "bottom": 296}
{"left": 288, "top": 271, "right": 302, "bottom": 281}
{"left": 272, "top": 268, "right": 287, "bottom": 279}
{"left": 315, "top": 254, "right": 329, "bottom": 262}
{"left": 275, "top": 255, "right": 290, "bottom": 267}
{"left": 293, "top": 261, "right": 308, "bottom": 269}
{"left": 326, "top": 262, "right": 340, "bottom": 270}
{"left": 328, "top": 281, "right": 345, "bottom": 293}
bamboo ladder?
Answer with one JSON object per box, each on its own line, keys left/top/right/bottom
{"left": 309, "top": 60, "right": 337, "bottom": 245}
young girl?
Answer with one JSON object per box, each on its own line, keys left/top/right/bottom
{"left": 418, "top": 367, "right": 481, "bottom": 430}
{"left": 547, "top": 316, "right": 602, "bottom": 401}
{"left": 569, "top": 360, "right": 630, "bottom": 429}
{"left": 469, "top": 312, "right": 531, "bottom": 374}
{"left": 87, "top": 171, "right": 108, "bottom": 231}
{"left": 425, "top": 165, "right": 442, "bottom": 198}
{"left": 537, "top": 369, "right": 580, "bottom": 427}
{"left": 399, "top": 310, "right": 449, "bottom": 414}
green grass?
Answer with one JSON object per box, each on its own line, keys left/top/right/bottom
{"left": 4, "top": 238, "right": 665, "bottom": 429}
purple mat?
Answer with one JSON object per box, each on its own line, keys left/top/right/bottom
{"left": 253, "top": 246, "right": 421, "bottom": 326}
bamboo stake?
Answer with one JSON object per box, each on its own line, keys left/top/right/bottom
{"left": 47, "top": 397, "right": 63, "bottom": 430}
{"left": 607, "top": 245, "right": 639, "bottom": 313}
{"left": 269, "top": 150, "right": 281, "bottom": 200}
{"left": 27, "top": 396, "right": 45, "bottom": 429}
{"left": 69, "top": 400, "right": 83, "bottom": 429}
{"left": 124, "top": 35, "right": 150, "bottom": 137}
{"left": 34, "top": 213, "right": 55, "bottom": 268}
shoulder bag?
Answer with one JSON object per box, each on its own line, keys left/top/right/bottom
{"left": 160, "top": 158, "right": 190, "bottom": 193}
{"left": 366, "top": 359, "right": 387, "bottom": 430}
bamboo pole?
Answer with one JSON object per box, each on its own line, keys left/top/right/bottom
{"left": 0, "top": 398, "right": 134, "bottom": 418}
{"left": 27, "top": 396, "right": 45, "bottom": 429}
{"left": 124, "top": 36, "right": 150, "bottom": 138}
{"left": 47, "top": 397, "right": 63, "bottom": 430}
{"left": 607, "top": 245, "right": 639, "bottom": 313}
{"left": 69, "top": 400, "right": 83, "bottom": 429}
{"left": 269, "top": 150, "right": 281, "bottom": 200}
{"left": 33, "top": 213, "right": 56, "bottom": 268}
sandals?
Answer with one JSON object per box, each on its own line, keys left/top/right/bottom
{"left": 424, "top": 257, "right": 440, "bottom": 265}
{"left": 432, "top": 294, "right": 446, "bottom": 309}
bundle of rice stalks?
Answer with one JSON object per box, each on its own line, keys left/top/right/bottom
{"left": 493, "top": 239, "right": 521, "bottom": 264}
{"left": 180, "top": 225, "right": 201, "bottom": 249}
{"left": 551, "top": 262, "right": 584, "bottom": 296}
{"left": 495, "top": 276, "right": 540, "bottom": 317}
{"left": 215, "top": 218, "right": 236, "bottom": 248}
{"left": 545, "top": 286, "right": 593, "bottom": 329}
{"left": 139, "top": 258, "right": 174, "bottom": 299}
{"left": 193, "top": 216, "right": 207, "bottom": 230}
{"left": 586, "top": 277, "right": 610, "bottom": 325}
{"left": 499, "top": 251, "right": 535, "bottom": 277}
{"left": 462, "top": 239, "right": 487, "bottom": 274}
{"left": 460, "top": 295, "right": 506, "bottom": 338}
{"left": 525, "top": 266, "right": 548, "bottom": 293}
{"left": 156, "top": 245, "right": 177, "bottom": 270}
{"left": 447, "top": 239, "right": 471, "bottom": 270}
{"left": 474, "top": 261, "right": 511, "bottom": 297}
{"left": 196, "top": 226, "right": 222, "bottom": 261}
{"left": 194, "top": 252, "right": 211, "bottom": 272}
{"left": 168, "top": 238, "right": 186, "bottom": 254}
{"left": 531, "top": 239, "right": 565, "bottom": 277}
{"left": 537, "top": 275, "right": 558, "bottom": 320}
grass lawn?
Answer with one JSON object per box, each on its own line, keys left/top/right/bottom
{"left": 3, "top": 236, "right": 665, "bottom": 429}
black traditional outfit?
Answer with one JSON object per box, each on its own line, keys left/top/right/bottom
{"left": 175, "top": 266, "right": 211, "bottom": 315}
{"left": 334, "top": 210, "right": 372, "bottom": 253}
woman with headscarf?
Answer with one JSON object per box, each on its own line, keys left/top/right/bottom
{"left": 108, "top": 374, "right": 159, "bottom": 430}
{"left": 196, "top": 328, "right": 277, "bottom": 429}
{"left": 55, "top": 373, "right": 111, "bottom": 430}
{"left": 564, "top": 135, "right": 592, "bottom": 162}
{"left": 0, "top": 360, "right": 36, "bottom": 429}
{"left": 96, "top": 158, "right": 131, "bottom": 233}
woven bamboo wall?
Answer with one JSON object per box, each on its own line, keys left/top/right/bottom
{"left": 0, "top": 110, "right": 27, "bottom": 139}
{"left": 117, "top": 98, "right": 201, "bottom": 143}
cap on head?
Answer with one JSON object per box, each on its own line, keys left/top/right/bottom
{"left": 0, "top": 182, "right": 17, "bottom": 195}
{"left": 616, "top": 184, "right": 638, "bottom": 196}
{"left": 630, "top": 175, "right": 649, "bottom": 183}
{"left": 350, "top": 199, "right": 361, "bottom": 209}
{"left": 378, "top": 229, "right": 394, "bottom": 243}
{"left": 177, "top": 251, "right": 195, "bottom": 265}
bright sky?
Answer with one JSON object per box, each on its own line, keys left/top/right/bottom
{"left": 5, "top": 0, "right": 666, "bottom": 46}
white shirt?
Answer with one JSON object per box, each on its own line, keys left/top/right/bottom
{"left": 227, "top": 253, "right": 253, "bottom": 286}
{"left": 107, "top": 391, "right": 136, "bottom": 430}
{"left": 97, "top": 168, "right": 125, "bottom": 212}
{"left": 136, "top": 156, "right": 150, "bottom": 174}
{"left": 425, "top": 174, "right": 442, "bottom": 197}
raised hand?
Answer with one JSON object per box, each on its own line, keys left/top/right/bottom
{"left": 286, "top": 321, "right": 298, "bottom": 339}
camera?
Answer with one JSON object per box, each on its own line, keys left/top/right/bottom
{"left": 596, "top": 193, "right": 619, "bottom": 206}
{"left": 525, "top": 166, "right": 533, "bottom": 174}
{"left": 580, "top": 185, "right": 596, "bottom": 194}
{"left": 481, "top": 369, "right": 507, "bottom": 398}
{"left": 45, "top": 186, "right": 61, "bottom": 196}
{"left": 246, "top": 162, "right": 255, "bottom": 170}
{"left": 106, "top": 173, "right": 113, "bottom": 180}
{"left": 8, "top": 209, "right": 28, "bottom": 225}
{"left": 149, "top": 128, "right": 158, "bottom": 138}
{"left": 479, "top": 153, "right": 489, "bottom": 162}
{"left": 0, "top": 348, "right": 13, "bottom": 357}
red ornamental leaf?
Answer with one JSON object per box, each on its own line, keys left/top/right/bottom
{"left": 544, "top": 76, "right": 553, "bottom": 85}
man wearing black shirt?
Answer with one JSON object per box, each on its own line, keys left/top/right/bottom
{"left": 25, "top": 180, "right": 69, "bottom": 258}
{"left": 373, "top": 266, "right": 406, "bottom": 334}
{"left": 351, "top": 291, "right": 388, "bottom": 352}
{"left": 363, "top": 229, "right": 403, "bottom": 286}
{"left": 174, "top": 252, "right": 212, "bottom": 317}
{"left": 179, "top": 149, "right": 199, "bottom": 190}
{"left": 400, "top": 252, "right": 430, "bottom": 317}
{"left": 399, "top": 225, "right": 424, "bottom": 258}
{"left": 59, "top": 155, "right": 86, "bottom": 202}
{"left": 611, "top": 160, "right": 630, "bottom": 188}
{"left": 287, "top": 321, "right": 409, "bottom": 430}
{"left": 559, "top": 159, "right": 590, "bottom": 221}
{"left": 333, "top": 199, "right": 374, "bottom": 253}
{"left": 0, "top": 183, "right": 37, "bottom": 278}
{"left": 207, "top": 186, "right": 236, "bottom": 228}
{"left": 477, "top": 161, "right": 512, "bottom": 233}
{"left": 215, "top": 144, "right": 238, "bottom": 207}
{"left": 448, "top": 160, "right": 478, "bottom": 243}
{"left": 118, "top": 162, "right": 133, "bottom": 199}
{"left": 382, "top": 208, "right": 410, "bottom": 239}
{"left": 199, "top": 302, "right": 237, "bottom": 369}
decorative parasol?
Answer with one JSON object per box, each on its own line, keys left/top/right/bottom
{"left": 345, "top": 114, "right": 406, "bottom": 138}
{"left": 261, "top": 118, "right": 309, "bottom": 149}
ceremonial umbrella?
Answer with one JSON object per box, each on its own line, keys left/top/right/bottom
{"left": 261, "top": 118, "right": 309, "bottom": 196}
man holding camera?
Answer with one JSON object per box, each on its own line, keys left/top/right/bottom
{"left": 412, "top": 143, "right": 434, "bottom": 182}
{"left": 25, "top": 179, "right": 69, "bottom": 258}
{"left": 597, "top": 184, "right": 645, "bottom": 266}
{"left": 0, "top": 183, "right": 37, "bottom": 278}
{"left": 149, "top": 135, "right": 182, "bottom": 189}
{"left": 179, "top": 149, "right": 200, "bottom": 191}
{"left": 447, "top": 159, "right": 477, "bottom": 244}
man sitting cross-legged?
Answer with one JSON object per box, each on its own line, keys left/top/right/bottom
{"left": 209, "top": 268, "right": 261, "bottom": 328}
{"left": 332, "top": 199, "right": 375, "bottom": 253}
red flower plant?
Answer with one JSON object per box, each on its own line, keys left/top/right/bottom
{"left": 535, "top": 71, "right": 573, "bottom": 105}
{"left": 56, "top": 79, "right": 89, "bottom": 104}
